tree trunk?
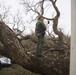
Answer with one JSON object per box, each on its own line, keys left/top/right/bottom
{"left": 51, "top": 1, "right": 64, "bottom": 46}
{"left": 0, "top": 22, "right": 69, "bottom": 75}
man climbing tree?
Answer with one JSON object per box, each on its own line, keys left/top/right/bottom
{"left": 35, "top": 16, "right": 46, "bottom": 57}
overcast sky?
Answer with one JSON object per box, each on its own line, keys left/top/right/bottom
{"left": 0, "top": 0, "right": 71, "bottom": 35}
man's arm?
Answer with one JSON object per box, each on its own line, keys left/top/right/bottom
{"left": 42, "top": 22, "right": 46, "bottom": 31}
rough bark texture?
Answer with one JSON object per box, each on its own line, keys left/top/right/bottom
{"left": 41, "top": 0, "right": 64, "bottom": 46}
{"left": 51, "top": 0, "right": 64, "bottom": 46}
{"left": 0, "top": 22, "right": 69, "bottom": 75}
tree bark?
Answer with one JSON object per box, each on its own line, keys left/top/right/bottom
{"left": 0, "top": 22, "right": 69, "bottom": 75}
{"left": 51, "top": 0, "right": 64, "bottom": 46}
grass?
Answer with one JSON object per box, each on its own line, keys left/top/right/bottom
{"left": 0, "top": 64, "right": 40, "bottom": 75}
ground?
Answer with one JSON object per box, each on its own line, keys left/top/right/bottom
{"left": 0, "top": 64, "right": 41, "bottom": 75}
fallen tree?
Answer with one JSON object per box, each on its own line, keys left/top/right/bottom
{"left": 0, "top": 21, "right": 70, "bottom": 75}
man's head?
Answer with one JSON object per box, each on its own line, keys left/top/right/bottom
{"left": 38, "top": 16, "right": 44, "bottom": 21}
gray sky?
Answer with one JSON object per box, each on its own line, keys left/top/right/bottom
{"left": 0, "top": 0, "right": 71, "bottom": 35}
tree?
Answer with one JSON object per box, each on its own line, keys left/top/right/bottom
{"left": 21, "top": 0, "right": 64, "bottom": 46}
{"left": 0, "top": 0, "right": 70, "bottom": 75}
{"left": 0, "top": 21, "right": 69, "bottom": 75}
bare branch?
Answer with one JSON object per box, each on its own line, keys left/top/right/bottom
{"left": 50, "top": 0, "right": 60, "bottom": 17}
{"left": 0, "top": 4, "right": 10, "bottom": 22}
{"left": 21, "top": 0, "right": 40, "bottom": 15}
{"left": 39, "top": 0, "right": 45, "bottom": 15}
{"left": 43, "top": 16, "right": 54, "bottom": 20}
{"left": 11, "top": 10, "right": 25, "bottom": 37}
{"left": 49, "top": 0, "right": 64, "bottom": 46}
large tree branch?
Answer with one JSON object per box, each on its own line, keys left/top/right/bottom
{"left": 49, "top": 0, "right": 64, "bottom": 45}
{"left": 0, "top": 21, "right": 69, "bottom": 75}
{"left": 40, "top": 0, "right": 44, "bottom": 15}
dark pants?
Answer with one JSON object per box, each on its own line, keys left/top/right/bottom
{"left": 36, "top": 35, "right": 44, "bottom": 56}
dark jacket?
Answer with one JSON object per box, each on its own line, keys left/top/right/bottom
{"left": 35, "top": 20, "right": 46, "bottom": 37}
